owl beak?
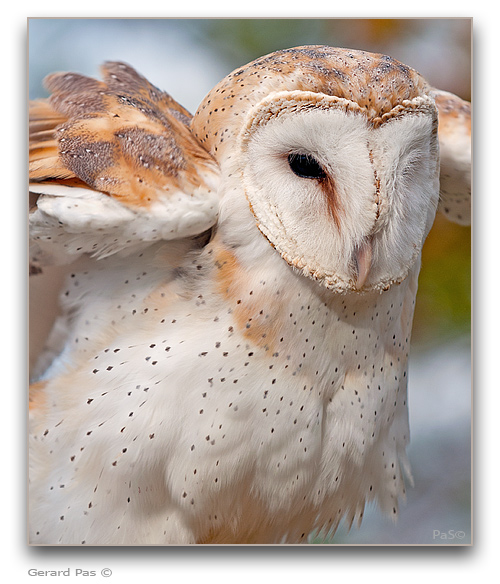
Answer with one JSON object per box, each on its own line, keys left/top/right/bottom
{"left": 354, "top": 238, "right": 373, "bottom": 290}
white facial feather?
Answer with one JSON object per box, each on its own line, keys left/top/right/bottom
{"left": 240, "top": 92, "right": 439, "bottom": 292}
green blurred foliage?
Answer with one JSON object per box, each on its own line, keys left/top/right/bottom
{"left": 193, "top": 18, "right": 327, "bottom": 66}
{"left": 413, "top": 216, "right": 471, "bottom": 346}
{"left": 196, "top": 18, "right": 471, "bottom": 99}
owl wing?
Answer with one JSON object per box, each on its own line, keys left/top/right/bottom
{"left": 433, "top": 89, "right": 471, "bottom": 225}
{"left": 29, "top": 61, "right": 220, "bottom": 270}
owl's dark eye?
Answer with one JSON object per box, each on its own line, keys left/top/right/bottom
{"left": 287, "top": 153, "right": 326, "bottom": 180}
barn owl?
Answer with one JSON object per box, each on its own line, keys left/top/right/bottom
{"left": 28, "top": 46, "right": 471, "bottom": 545}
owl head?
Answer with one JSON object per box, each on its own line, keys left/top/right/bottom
{"left": 192, "top": 46, "right": 468, "bottom": 293}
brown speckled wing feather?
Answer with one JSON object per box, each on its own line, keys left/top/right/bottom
{"left": 30, "top": 62, "right": 218, "bottom": 209}
{"left": 29, "top": 62, "right": 220, "bottom": 271}
{"left": 29, "top": 100, "right": 74, "bottom": 181}
{"left": 432, "top": 89, "right": 471, "bottom": 225}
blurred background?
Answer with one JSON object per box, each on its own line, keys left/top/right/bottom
{"left": 28, "top": 18, "right": 471, "bottom": 545}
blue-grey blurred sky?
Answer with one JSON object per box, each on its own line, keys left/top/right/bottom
{"left": 29, "top": 19, "right": 230, "bottom": 113}
{"left": 29, "top": 18, "right": 471, "bottom": 114}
